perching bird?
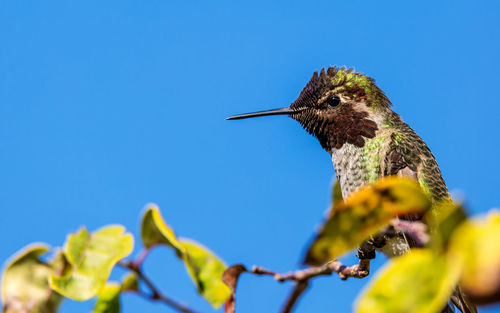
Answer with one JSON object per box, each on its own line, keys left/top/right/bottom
{"left": 227, "top": 67, "right": 476, "bottom": 313}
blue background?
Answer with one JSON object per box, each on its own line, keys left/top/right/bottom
{"left": 1, "top": 1, "right": 499, "bottom": 312}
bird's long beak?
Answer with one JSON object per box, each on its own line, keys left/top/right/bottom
{"left": 225, "top": 107, "right": 304, "bottom": 120}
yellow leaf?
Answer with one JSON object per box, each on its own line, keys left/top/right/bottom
{"left": 332, "top": 179, "right": 343, "bottom": 205}
{"left": 448, "top": 210, "right": 500, "bottom": 304}
{"left": 355, "top": 249, "right": 460, "bottom": 313}
{"left": 426, "top": 200, "right": 467, "bottom": 250}
{"left": 140, "top": 203, "right": 185, "bottom": 256}
{"left": 305, "top": 177, "right": 430, "bottom": 265}
{"left": 92, "top": 283, "right": 121, "bottom": 313}
{"left": 120, "top": 273, "right": 138, "bottom": 292}
{"left": 49, "top": 225, "right": 133, "bottom": 301}
{"left": 1, "top": 244, "right": 63, "bottom": 313}
{"left": 140, "top": 204, "right": 231, "bottom": 307}
{"left": 180, "top": 238, "right": 231, "bottom": 308}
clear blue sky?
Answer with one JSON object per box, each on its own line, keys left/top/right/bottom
{"left": 1, "top": 1, "right": 499, "bottom": 312}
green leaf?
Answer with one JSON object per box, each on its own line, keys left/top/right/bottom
{"left": 92, "top": 283, "right": 121, "bottom": 313}
{"left": 355, "top": 249, "right": 460, "bottom": 313}
{"left": 140, "top": 204, "right": 231, "bottom": 307}
{"left": 426, "top": 200, "right": 467, "bottom": 250}
{"left": 448, "top": 210, "right": 500, "bottom": 304}
{"left": 49, "top": 225, "right": 134, "bottom": 301}
{"left": 1, "top": 244, "right": 63, "bottom": 313}
{"left": 140, "top": 203, "right": 185, "bottom": 255}
{"left": 180, "top": 238, "right": 231, "bottom": 308}
{"left": 332, "top": 179, "right": 343, "bottom": 205}
{"left": 120, "top": 273, "right": 138, "bottom": 292}
{"left": 305, "top": 177, "right": 430, "bottom": 265}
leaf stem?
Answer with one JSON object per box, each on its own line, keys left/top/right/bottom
{"left": 134, "top": 248, "right": 151, "bottom": 268}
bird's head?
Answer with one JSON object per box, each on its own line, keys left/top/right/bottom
{"left": 227, "top": 67, "right": 392, "bottom": 151}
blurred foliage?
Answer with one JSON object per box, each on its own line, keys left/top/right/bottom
{"left": 426, "top": 200, "right": 467, "bottom": 250}
{"left": 355, "top": 249, "right": 461, "bottom": 313}
{"left": 49, "top": 226, "right": 133, "bottom": 301}
{"left": 305, "top": 177, "right": 430, "bottom": 265}
{"left": 1, "top": 245, "right": 63, "bottom": 313}
{"left": 120, "top": 273, "right": 138, "bottom": 293}
{"left": 332, "top": 179, "right": 343, "bottom": 204}
{"left": 448, "top": 211, "right": 500, "bottom": 304}
{"left": 2, "top": 204, "right": 231, "bottom": 313}
{"left": 1, "top": 177, "right": 499, "bottom": 313}
{"left": 92, "top": 283, "right": 121, "bottom": 313}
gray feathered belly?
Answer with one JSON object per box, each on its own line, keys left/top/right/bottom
{"left": 379, "top": 236, "right": 410, "bottom": 258}
{"left": 331, "top": 142, "right": 410, "bottom": 258}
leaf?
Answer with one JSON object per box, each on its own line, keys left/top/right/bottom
{"left": 140, "top": 203, "right": 185, "bottom": 256}
{"left": 140, "top": 205, "right": 231, "bottom": 307}
{"left": 332, "top": 179, "right": 343, "bottom": 205}
{"left": 221, "top": 264, "right": 247, "bottom": 292}
{"left": 355, "top": 249, "right": 460, "bottom": 313}
{"left": 305, "top": 177, "right": 430, "bottom": 265}
{"left": 49, "top": 225, "right": 134, "bottom": 301}
{"left": 1, "top": 244, "right": 64, "bottom": 313}
{"left": 120, "top": 273, "right": 138, "bottom": 292}
{"left": 180, "top": 238, "right": 232, "bottom": 308}
{"left": 426, "top": 200, "right": 467, "bottom": 250}
{"left": 448, "top": 210, "right": 500, "bottom": 304}
{"left": 221, "top": 265, "right": 248, "bottom": 313}
{"left": 92, "top": 283, "right": 121, "bottom": 313}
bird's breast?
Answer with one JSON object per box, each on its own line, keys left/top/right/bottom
{"left": 330, "top": 135, "right": 389, "bottom": 198}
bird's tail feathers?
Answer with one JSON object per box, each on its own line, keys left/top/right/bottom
{"left": 450, "top": 286, "right": 477, "bottom": 313}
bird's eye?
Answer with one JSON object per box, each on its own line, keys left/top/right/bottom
{"left": 326, "top": 95, "right": 341, "bottom": 108}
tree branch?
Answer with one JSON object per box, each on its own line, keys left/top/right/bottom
{"left": 118, "top": 261, "right": 201, "bottom": 313}
{"left": 280, "top": 281, "right": 309, "bottom": 313}
{"left": 223, "top": 219, "right": 428, "bottom": 313}
{"left": 251, "top": 258, "right": 370, "bottom": 283}
{"left": 133, "top": 248, "right": 151, "bottom": 269}
{"left": 240, "top": 259, "right": 369, "bottom": 313}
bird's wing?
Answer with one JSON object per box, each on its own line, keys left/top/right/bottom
{"left": 384, "top": 126, "right": 449, "bottom": 201}
{"left": 384, "top": 148, "right": 418, "bottom": 179}
{"left": 383, "top": 146, "right": 423, "bottom": 226}
{"left": 384, "top": 131, "right": 477, "bottom": 313}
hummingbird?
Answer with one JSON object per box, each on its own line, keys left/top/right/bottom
{"left": 226, "top": 67, "right": 476, "bottom": 313}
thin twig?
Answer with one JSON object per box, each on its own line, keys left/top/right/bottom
{"left": 246, "top": 259, "right": 369, "bottom": 313}
{"left": 280, "top": 281, "right": 309, "bottom": 313}
{"left": 232, "top": 219, "right": 427, "bottom": 313}
{"left": 134, "top": 247, "right": 151, "bottom": 268}
{"left": 118, "top": 261, "right": 201, "bottom": 313}
{"left": 251, "top": 259, "right": 370, "bottom": 282}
